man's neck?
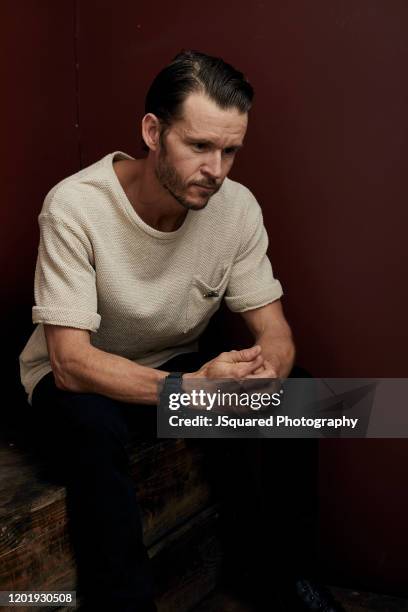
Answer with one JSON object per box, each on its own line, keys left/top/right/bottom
{"left": 113, "top": 158, "right": 188, "bottom": 232}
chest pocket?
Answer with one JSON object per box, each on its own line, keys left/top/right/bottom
{"left": 184, "top": 264, "right": 232, "bottom": 333}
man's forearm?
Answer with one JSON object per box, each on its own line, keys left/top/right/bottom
{"left": 56, "top": 345, "right": 169, "bottom": 405}
{"left": 257, "top": 331, "right": 296, "bottom": 379}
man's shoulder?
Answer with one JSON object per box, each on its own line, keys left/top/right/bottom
{"left": 220, "top": 176, "right": 257, "bottom": 202}
{"left": 211, "top": 176, "right": 262, "bottom": 221}
{"left": 39, "top": 152, "right": 120, "bottom": 224}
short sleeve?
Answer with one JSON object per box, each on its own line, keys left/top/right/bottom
{"left": 224, "top": 191, "right": 283, "bottom": 312}
{"left": 32, "top": 213, "right": 101, "bottom": 332}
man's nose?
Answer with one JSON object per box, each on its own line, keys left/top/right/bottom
{"left": 201, "top": 151, "right": 222, "bottom": 180}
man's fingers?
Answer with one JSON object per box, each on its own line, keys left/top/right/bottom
{"left": 253, "top": 366, "right": 265, "bottom": 375}
{"left": 234, "top": 354, "right": 264, "bottom": 378}
{"left": 246, "top": 367, "right": 278, "bottom": 379}
{"left": 245, "top": 359, "right": 278, "bottom": 379}
{"left": 231, "top": 345, "right": 262, "bottom": 363}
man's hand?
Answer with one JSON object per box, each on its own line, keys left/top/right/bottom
{"left": 184, "top": 345, "right": 264, "bottom": 381}
{"left": 248, "top": 358, "right": 279, "bottom": 379}
{"left": 181, "top": 347, "right": 281, "bottom": 414}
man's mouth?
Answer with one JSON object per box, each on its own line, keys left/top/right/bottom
{"left": 193, "top": 184, "right": 216, "bottom": 192}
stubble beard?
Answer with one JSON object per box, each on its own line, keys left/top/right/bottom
{"left": 155, "top": 146, "right": 220, "bottom": 211}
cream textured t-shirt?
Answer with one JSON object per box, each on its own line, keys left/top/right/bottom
{"left": 19, "top": 151, "right": 283, "bottom": 405}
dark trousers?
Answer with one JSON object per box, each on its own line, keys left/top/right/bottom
{"left": 30, "top": 354, "right": 318, "bottom": 610}
{"left": 30, "top": 352, "right": 205, "bottom": 611}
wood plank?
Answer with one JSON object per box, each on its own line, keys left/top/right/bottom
{"left": 3, "top": 506, "right": 223, "bottom": 612}
{"left": 0, "top": 439, "right": 212, "bottom": 599}
{"left": 129, "top": 439, "right": 213, "bottom": 547}
{"left": 152, "top": 505, "right": 223, "bottom": 612}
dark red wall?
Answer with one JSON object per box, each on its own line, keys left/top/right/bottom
{"left": 3, "top": 0, "right": 408, "bottom": 594}
{"left": 3, "top": 2, "right": 79, "bottom": 302}
{"left": 76, "top": 0, "right": 408, "bottom": 378}
{"left": 2, "top": 1, "right": 80, "bottom": 404}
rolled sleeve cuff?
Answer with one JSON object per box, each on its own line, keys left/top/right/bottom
{"left": 224, "top": 281, "right": 283, "bottom": 313}
{"left": 32, "top": 306, "right": 101, "bottom": 332}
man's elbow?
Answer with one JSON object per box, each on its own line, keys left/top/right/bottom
{"left": 287, "top": 336, "right": 296, "bottom": 367}
{"left": 44, "top": 325, "right": 92, "bottom": 392}
{"left": 51, "top": 353, "right": 87, "bottom": 392}
{"left": 281, "top": 328, "right": 295, "bottom": 357}
{"left": 52, "top": 361, "right": 74, "bottom": 391}
{"left": 279, "top": 329, "right": 296, "bottom": 378}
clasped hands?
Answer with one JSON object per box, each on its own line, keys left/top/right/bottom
{"left": 183, "top": 344, "right": 279, "bottom": 381}
{"left": 180, "top": 346, "right": 281, "bottom": 415}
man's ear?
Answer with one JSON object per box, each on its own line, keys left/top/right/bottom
{"left": 141, "top": 113, "right": 161, "bottom": 151}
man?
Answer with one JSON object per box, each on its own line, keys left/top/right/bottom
{"left": 19, "top": 51, "right": 341, "bottom": 611}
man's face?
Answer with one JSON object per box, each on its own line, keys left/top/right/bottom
{"left": 154, "top": 92, "right": 248, "bottom": 210}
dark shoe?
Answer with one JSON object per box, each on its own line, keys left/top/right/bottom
{"left": 285, "top": 579, "right": 345, "bottom": 612}
{"left": 219, "top": 569, "right": 345, "bottom": 612}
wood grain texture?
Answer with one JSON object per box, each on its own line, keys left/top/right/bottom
{"left": 0, "top": 438, "right": 214, "bottom": 611}
{"left": 152, "top": 505, "right": 222, "bottom": 612}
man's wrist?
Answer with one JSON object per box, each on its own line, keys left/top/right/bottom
{"left": 160, "top": 372, "right": 185, "bottom": 402}
{"left": 183, "top": 370, "right": 205, "bottom": 380}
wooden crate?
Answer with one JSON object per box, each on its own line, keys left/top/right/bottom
{"left": 0, "top": 437, "right": 222, "bottom": 611}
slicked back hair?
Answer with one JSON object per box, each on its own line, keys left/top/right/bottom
{"left": 142, "top": 50, "right": 254, "bottom": 150}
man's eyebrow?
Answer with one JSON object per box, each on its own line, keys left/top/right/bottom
{"left": 185, "top": 137, "right": 244, "bottom": 149}
{"left": 185, "top": 137, "right": 212, "bottom": 144}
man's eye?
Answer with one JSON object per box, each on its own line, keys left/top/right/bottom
{"left": 224, "top": 148, "right": 237, "bottom": 156}
{"left": 192, "top": 143, "right": 207, "bottom": 151}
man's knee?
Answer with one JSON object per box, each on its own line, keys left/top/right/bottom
{"left": 49, "top": 393, "right": 131, "bottom": 473}
{"left": 59, "top": 392, "right": 127, "bottom": 436}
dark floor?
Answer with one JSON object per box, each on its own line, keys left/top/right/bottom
{"left": 193, "top": 586, "right": 408, "bottom": 612}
